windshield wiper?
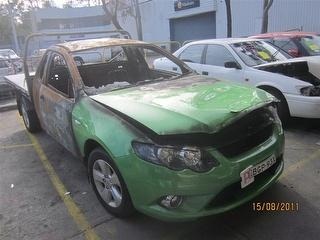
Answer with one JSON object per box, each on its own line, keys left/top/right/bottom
{"left": 271, "top": 40, "right": 291, "bottom": 59}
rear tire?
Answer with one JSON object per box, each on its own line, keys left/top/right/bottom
{"left": 88, "top": 147, "right": 135, "bottom": 218}
{"left": 20, "top": 97, "right": 41, "bottom": 133}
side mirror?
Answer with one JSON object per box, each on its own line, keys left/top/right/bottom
{"left": 224, "top": 61, "right": 241, "bottom": 69}
{"left": 288, "top": 48, "right": 300, "bottom": 57}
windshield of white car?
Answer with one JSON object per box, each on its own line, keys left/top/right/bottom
{"left": 298, "top": 36, "right": 320, "bottom": 55}
{"left": 72, "top": 45, "right": 192, "bottom": 95}
{"left": 230, "top": 41, "right": 289, "bottom": 66}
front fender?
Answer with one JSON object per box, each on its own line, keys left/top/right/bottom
{"left": 72, "top": 97, "right": 147, "bottom": 159}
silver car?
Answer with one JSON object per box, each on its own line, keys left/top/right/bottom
{"left": 0, "top": 59, "right": 15, "bottom": 99}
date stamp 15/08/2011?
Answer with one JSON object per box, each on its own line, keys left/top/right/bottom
{"left": 252, "top": 202, "right": 299, "bottom": 212}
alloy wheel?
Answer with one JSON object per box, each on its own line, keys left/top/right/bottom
{"left": 92, "top": 159, "right": 122, "bottom": 208}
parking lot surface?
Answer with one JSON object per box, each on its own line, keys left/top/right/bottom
{"left": 1, "top": 109, "right": 320, "bottom": 240}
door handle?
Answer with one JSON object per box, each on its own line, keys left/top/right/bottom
{"left": 202, "top": 71, "right": 209, "bottom": 75}
{"left": 40, "top": 95, "right": 44, "bottom": 100}
{"left": 172, "top": 67, "right": 177, "bottom": 71}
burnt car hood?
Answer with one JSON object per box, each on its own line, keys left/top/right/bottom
{"left": 90, "top": 75, "right": 274, "bottom": 135}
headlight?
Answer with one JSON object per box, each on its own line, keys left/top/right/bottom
{"left": 132, "top": 142, "right": 219, "bottom": 172}
{"left": 298, "top": 86, "right": 320, "bottom": 96}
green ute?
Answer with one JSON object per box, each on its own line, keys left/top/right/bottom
{"left": 17, "top": 37, "right": 284, "bottom": 221}
{"left": 73, "top": 75, "right": 284, "bottom": 221}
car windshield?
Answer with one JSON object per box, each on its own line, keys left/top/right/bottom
{"left": 230, "top": 41, "right": 289, "bottom": 66}
{"left": 298, "top": 36, "right": 320, "bottom": 55}
{"left": 72, "top": 44, "right": 191, "bottom": 95}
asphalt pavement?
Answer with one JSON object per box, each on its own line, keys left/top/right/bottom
{"left": 0, "top": 110, "right": 319, "bottom": 240}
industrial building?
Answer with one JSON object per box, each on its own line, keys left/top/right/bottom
{"left": 32, "top": 0, "right": 320, "bottom": 43}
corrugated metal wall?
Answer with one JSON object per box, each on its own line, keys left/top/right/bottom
{"left": 268, "top": 0, "right": 320, "bottom": 32}
{"left": 216, "top": 0, "right": 320, "bottom": 38}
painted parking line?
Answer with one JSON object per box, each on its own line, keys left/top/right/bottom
{"left": 0, "top": 143, "right": 34, "bottom": 150}
{"left": 20, "top": 121, "right": 101, "bottom": 240}
{"left": 281, "top": 148, "right": 320, "bottom": 179}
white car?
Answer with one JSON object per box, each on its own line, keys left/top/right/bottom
{"left": 154, "top": 38, "right": 320, "bottom": 121}
{"left": 0, "top": 49, "right": 23, "bottom": 72}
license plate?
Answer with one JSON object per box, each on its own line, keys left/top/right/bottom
{"left": 240, "top": 155, "right": 276, "bottom": 188}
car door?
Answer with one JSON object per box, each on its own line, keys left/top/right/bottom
{"left": 177, "top": 44, "right": 206, "bottom": 74}
{"left": 35, "top": 51, "right": 78, "bottom": 155}
{"left": 201, "top": 44, "right": 244, "bottom": 82}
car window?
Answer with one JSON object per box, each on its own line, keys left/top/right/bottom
{"left": 72, "top": 45, "right": 190, "bottom": 95}
{"left": 299, "top": 36, "right": 320, "bottom": 55}
{"left": 179, "top": 45, "right": 205, "bottom": 63}
{"left": 205, "top": 44, "right": 237, "bottom": 67}
{"left": 47, "top": 53, "right": 74, "bottom": 98}
{"left": 73, "top": 46, "right": 127, "bottom": 66}
{"left": 231, "top": 41, "right": 289, "bottom": 66}
{"left": 37, "top": 53, "right": 48, "bottom": 79}
{"left": 271, "top": 38, "right": 298, "bottom": 53}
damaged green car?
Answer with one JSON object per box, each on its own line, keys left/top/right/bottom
{"left": 9, "top": 36, "right": 284, "bottom": 221}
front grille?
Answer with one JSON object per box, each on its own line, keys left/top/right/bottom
{"left": 216, "top": 106, "right": 274, "bottom": 158}
{"left": 207, "top": 156, "right": 282, "bottom": 209}
{"left": 218, "top": 124, "right": 273, "bottom": 158}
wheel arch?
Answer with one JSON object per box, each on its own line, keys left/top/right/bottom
{"left": 83, "top": 138, "right": 114, "bottom": 167}
{"left": 257, "top": 85, "right": 287, "bottom": 102}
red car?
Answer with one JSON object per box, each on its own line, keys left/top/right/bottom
{"left": 250, "top": 31, "right": 320, "bottom": 57}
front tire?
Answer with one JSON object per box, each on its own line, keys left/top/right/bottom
{"left": 20, "top": 97, "right": 41, "bottom": 133}
{"left": 88, "top": 148, "right": 135, "bottom": 217}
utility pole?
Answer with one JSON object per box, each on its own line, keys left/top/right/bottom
{"left": 8, "top": 2, "right": 20, "bottom": 54}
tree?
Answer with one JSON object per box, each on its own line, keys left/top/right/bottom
{"left": 0, "top": 0, "right": 39, "bottom": 50}
{"left": 26, "top": 0, "right": 41, "bottom": 9}
{"left": 78, "top": 0, "right": 143, "bottom": 40}
{"left": 0, "top": 15, "right": 12, "bottom": 44}
{"left": 101, "top": 0, "right": 123, "bottom": 30}
{"left": 261, "top": 0, "right": 273, "bottom": 33}
{"left": 42, "top": 0, "right": 54, "bottom": 8}
{"left": 225, "top": 0, "right": 232, "bottom": 37}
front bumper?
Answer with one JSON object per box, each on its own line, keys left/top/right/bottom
{"left": 116, "top": 129, "right": 285, "bottom": 221}
{"left": 285, "top": 93, "right": 320, "bottom": 118}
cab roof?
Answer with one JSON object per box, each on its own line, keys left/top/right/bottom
{"left": 56, "top": 38, "right": 146, "bottom": 52}
{"left": 186, "top": 38, "right": 260, "bottom": 46}
{"left": 250, "top": 31, "right": 319, "bottom": 39}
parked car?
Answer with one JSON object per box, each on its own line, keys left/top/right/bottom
{"left": 250, "top": 31, "right": 320, "bottom": 57}
{"left": 0, "top": 48, "right": 23, "bottom": 72}
{"left": 5, "top": 33, "right": 284, "bottom": 221}
{"left": 0, "top": 58, "right": 15, "bottom": 99}
{"left": 154, "top": 38, "right": 320, "bottom": 121}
